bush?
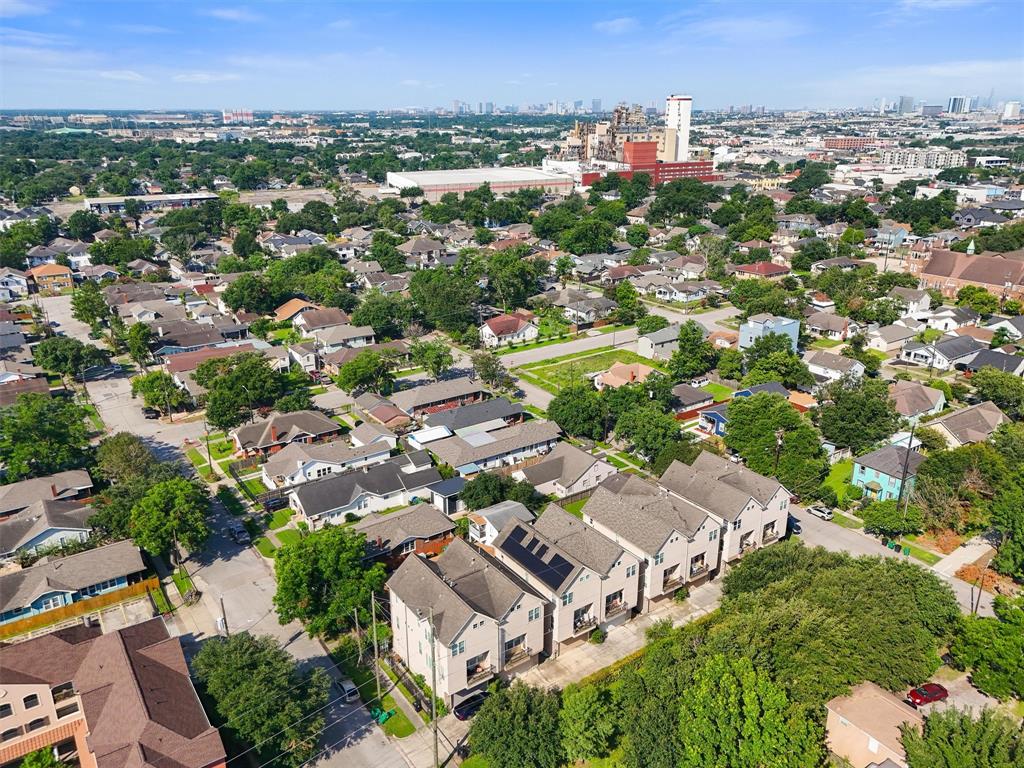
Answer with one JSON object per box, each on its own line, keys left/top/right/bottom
{"left": 815, "top": 484, "right": 838, "bottom": 508}
{"left": 845, "top": 484, "right": 863, "bottom": 501}
{"left": 589, "top": 629, "right": 606, "bottom": 644}
{"left": 673, "top": 586, "right": 690, "bottom": 603}
{"left": 861, "top": 499, "right": 924, "bottom": 539}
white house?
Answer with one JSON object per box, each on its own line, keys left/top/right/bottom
{"left": 479, "top": 313, "right": 539, "bottom": 348}
{"left": 803, "top": 350, "right": 866, "bottom": 382}
{"left": 261, "top": 440, "right": 392, "bottom": 488}
{"left": 515, "top": 442, "right": 617, "bottom": 498}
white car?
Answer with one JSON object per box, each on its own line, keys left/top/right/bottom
{"left": 805, "top": 505, "right": 834, "bottom": 521}
{"left": 334, "top": 677, "right": 360, "bottom": 703}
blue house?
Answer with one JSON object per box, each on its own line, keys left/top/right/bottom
{"left": 0, "top": 540, "right": 146, "bottom": 626}
{"left": 738, "top": 314, "right": 800, "bottom": 351}
{"left": 852, "top": 445, "right": 925, "bottom": 502}
{"left": 697, "top": 382, "right": 790, "bottom": 437}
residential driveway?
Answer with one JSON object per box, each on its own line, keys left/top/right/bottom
{"left": 790, "top": 508, "right": 994, "bottom": 617}
{"left": 923, "top": 671, "right": 1002, "bottom": 717}
{"left": 36, "top": 293, "right": 96, "bottom": 345}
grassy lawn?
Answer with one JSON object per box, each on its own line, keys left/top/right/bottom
{"left": 216, "top": 486, "right": 246, "bottom": 515}
{"left": 606, "top": 455, "right": 630, "bottom": 470}
{"left": 523, "top": 404, "right": 547, "bottom": 419}
{"left": 171, "top": 568, "right": 195, "bottom": 598}
{"left": 149, "top": 586, "right": 173, "bottom": 614}
{"left": 204, "top": 437, "right": 236, "bottom": 461}
{"left": 267, "top": 508, "right": 292, "bottom": 529}
{"left": 518, "top": 349, "right": 664, "bottom": 393}
{"left": 614, "top": 451, "right": 640, "bottom": 467}
{"left": 237, "top": 476, "right": 268, "bottom": 498}
{"left": 332, "top": 654, "right": 417, "bottom": 739}
{"left": 82, "top": 404, "right": 104, "bottom": 432}
{"left": 253, "top": 537, "right": 276, "bottom": 558}
{"left": 810, "top": 337, "right": 845, "bottom": 349}
{"left": 823, "top": 459, "right": 853, "bottom": 504}
{"left": 276, "top": 528, "right": 302, "bottom": 547}
{"left": 494, "top": 334, "right": 573, "bottom": 356}
{"left": 919, "top": 328, "right": 943, "bottom": 343}
{"left": 898, "top": 540, "right": 942, "bottom": 566}
{"left": 461, "top": 758, "right": 490, "bottom": 768}
{"left": 396, "top": 366, "right": 426, "bottom": 378}
{"left": 562, "top": 499, "right": 587, "bottom": 517}
{"left": 186, "top": 448, "right": 208, "bottom": 470}
{"left": 700, "top": 382, "right": 733, "bottom": 402}
{"left": 832, "top": 511, "right": 863, "bottom": 529}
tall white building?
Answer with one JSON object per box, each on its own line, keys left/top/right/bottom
{"left": 1003, "top": 101, "right": 1021, "bottom": 120}
{"left": 947, "top": 96, "right": 970, "bottom": 114}
{"left": 665, "top": 95, "right": 692, "bottom": 162}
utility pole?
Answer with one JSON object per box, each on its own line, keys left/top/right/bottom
{"left": 772, "top": 428, "right": 785, "bottom": 477}
{"left": 203, "top": 418, "right": 214, "bottom": 470}
{"left": 219, "top": 595, "right": 229, "bottom": 636}
{"left": 896, "top": 422, "right": 917, "bottom": 520}
{"left": 429, "top": 608, "right": 439, "bottom": 768}
{"left": 353, "top": 608, "right": 363, "bottom": 665}
{"left": 371, "top": 593, "right": 382, "bottom": 705}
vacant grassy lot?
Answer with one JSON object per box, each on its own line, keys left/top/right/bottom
{"left": 518, "top": 349, "right": 664, "bottom": 393}
{"left": 823, "top": 459, "right": 853, "bottom": 504}
{"left": 700, "top": 382, "right": 733, "bottom": 402}
{"left": 276, "top": 529, "right": 302, "bottom": 547}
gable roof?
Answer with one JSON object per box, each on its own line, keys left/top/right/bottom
{"left": 854, "top": 444, "right": 925, "bottom": 478}
{"left": 261, "top": 439, "right": 390, "bottom": 481}
{"left": 921, "top": 249, "right": 1024, "bottom": 288}
{"left": 423, "top": 397, "right": 522, "bottom": 432}
{"left": 889, "top": 380, "right": 944, "bottom": 418}
{"left": 291, "top": 459, "right": 441, "bottom": 518}
{"left": 519, "top": 441, "right": 606, "bottom": 489}
{"left": 231, "top": 410, "right": 341, "bottom": 451}
{"left": 428, "top": 420, "right": 561, "bottom": 469}
{"left": 931, "top": 400, "right": 1008, "bottom": 445}
{"left": 0, "top": 470, "right": 94, "bottom": 517}
{"left": 483, "top": 313, "right": 533, "bottom": 336}
{"left": 390, "top": 376, "right": 486, "bottom": 413}
{"left": 353, "top": 503, "right": 455, "bottom": 556}
{"left": 0, "top": 498, "right": 93, "bottom": 555}
{"left": 531, "top": 503, "right": 624, "bottom": 576}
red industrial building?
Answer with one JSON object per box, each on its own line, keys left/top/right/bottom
{"left": 581, "top": 140, "right": 719, "bottom": 187}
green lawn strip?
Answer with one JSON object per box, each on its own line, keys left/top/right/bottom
{"left": 216, "top": 486, "right": 247, "bottom": 515}
{"left": 275, "top": 529, "right": 302, "bottom": 547}
{"left": 171, "top": 567, "right": 195, "bottom": 598}
{"left": 149, "top": 586, "right": 174, "bottom": 614}
{"left": 606, "top": 455, "right": 629, "bottom": 470}
{"left": 253, "top": 537, "right": 276, "bottom": 557}
{"left": 823, "top": 459, "right": 853, "bottom": 504}
{"left": 521, "top": 349, "right": 664, "bottom": 392}
{"left": 333, "top": 654, "right": 416, "bottom": 738}
{"left": 614, "top": 451, "right": 640, "bottom": 467}
{"left": 494, "top": 334, "right": 578, "bottom": 356}
{"left": 523, "top": 404, "right": 547, "bottom": 418}
{"left": 267, "top": 508, "right": 293, "bottom": 529}
{"left": 82, "top": 404, "right": 104, "bottom": 431}
{"left": 517, "top": 345, "right": 617, "bottom": 370}
{"left": 460, "top": 758, "right": 490, "bottom": 768}
{"left": 832, "top": 512, "right": 863, "bottom": 530}
{"left": 593, "top": 323, "right": 633, "bottom": 335}
{"left": 810, "top": 337, "right": 845, "bottom": 349}
{"left": 516, "top": 370, "right": 559, "bottom": 396}
{"left": 203, "top": 437, "right": 236, "bottom": 461}
{"left": 898, "top": 540, "right": 942, "bottom": 566}
{"left": 700, "top": 382, "right": 733, "bottom": 402}
{"left": 562, "top": 499, "right": 587, "bottom": 517}
{"left": 395, "top": 366, "right": 426, "bottom": 378}
{"left": 237, "top": 476, "right": 268, "bottom": 498}
{"left": 186, "top": 448, "right": 209, "bottom": 470}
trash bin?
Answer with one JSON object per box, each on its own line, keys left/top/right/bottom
{"left": 903, "top": 546, "right": 910, "bottom": 556}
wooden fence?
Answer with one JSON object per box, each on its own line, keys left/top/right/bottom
{"left": 0, "top": 576, "right": 159, "bottom": 640}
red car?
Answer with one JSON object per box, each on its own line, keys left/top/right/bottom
{"left": 906, "top": 683, "right": 948, "bottom": 707}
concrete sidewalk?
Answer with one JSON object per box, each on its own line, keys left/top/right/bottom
{"left": 519, "top": 579, "right": 723, "bottom": 689}
{"left": 932, "top": 538, "right": 995, "bottom": 577}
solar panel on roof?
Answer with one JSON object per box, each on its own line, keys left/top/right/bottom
{"left": 500, "top": 526, "right": 574, "bottom": 591}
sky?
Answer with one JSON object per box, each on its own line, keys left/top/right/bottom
{"left": 1, "top": 0, "right": 1022, "bottom": 112}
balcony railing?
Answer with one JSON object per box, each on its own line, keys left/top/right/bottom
{"left": 573, "top": 616, "right": 598, "bottom": 634}
{"left": 689, "top": 563, "right": 709, "bottom": 578}
{"left": 52, "top": 687, "right": 78, "bottom": 704}
{"left": 503, "top": 646, "right": 531, "bottom": 666}
{"left": 662, "top": 573, "right": 684, "bottom": 590}
{"left": 762, "top": 529, "right": 779, "bottom": 544}
{"left": 604, "top": 601, "right": 627, "bottom": 618}
{"left": 466, "top": 665, "right": 494, "bottom": 686}
{"left": 740, "top": 539, "right": 758, "bottom": 552}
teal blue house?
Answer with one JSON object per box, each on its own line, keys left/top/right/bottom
{"left": 0, "top": 540, "right": 146, "bottom": 626}
{"left": 852, "top": 445, "right": 925, "bottom": 502}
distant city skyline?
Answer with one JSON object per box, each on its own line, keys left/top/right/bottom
{"left": 1, "top": 0, "right": 1022, "bottom": 111}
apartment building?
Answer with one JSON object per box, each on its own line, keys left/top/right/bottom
{"left": 582, "top": 475, "right": 722, "bottom": 610}
{"left": 0, "top": 619, "right": 226, "bottom": 768}
{"left": 660, "top": 453, "right": 789, "bottom": 562}
{"left": 492, "top": 505, "right": 641, "bottom": 654}
{"left": 879, "top": 148, "right": 967, "bottom": 169}
{"left": 388, "top": 538, "right": 546, "bottom": 706}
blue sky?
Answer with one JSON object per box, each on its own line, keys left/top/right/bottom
{"left": 1, "top": 0, "right": 1022, "bottom": 111}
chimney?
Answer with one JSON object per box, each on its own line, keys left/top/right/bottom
{"left": 270, "top": 425, "right": 278, "bottom": 442}
{"left": 51, "top": 484, "right": 58, "bottom": 498}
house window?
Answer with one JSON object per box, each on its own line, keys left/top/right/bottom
{"left": 401, "top": 541, "right": 416, "bottom": 554}
{"left": 626, "top": 564, "right": 637, "bottom": 578}
{"left": 653, "top": 552, "right": 665, "bottom": 566}
{"left": 528, "top": 607, "right": 541, "bottom": 622}
{"left": 26, "top": 717, "right": 48, "bottom": 733}
{"left": 23, "top": 694, "right": 39, "bottom": 709}
{"left": 561, "top": 592, "right": 574, "bottom": 606}
{"left": 708, "top": 529, "right": 718, "bottom": 542}
{"left": 731, "top": 519, "right": 742, "bottom": 531}
{"left": 450, "top": 640, "right": 465, "bottom": 657}
{"left": 1, "top": 728, "right": 20, "bottom": 743}
{"left": 578, "top": 573, "right": 589, "bottom": 583}
{"left": 40, "top": 595, "right": 64, "bottom": 610}
{"left": 0, "top": 704, "right": 10, "bottom": 719}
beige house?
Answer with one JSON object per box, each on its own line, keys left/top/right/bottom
{"left": 492, "top": 505, "right": 641, "bottom": 654}
{"left": 387, "top": 538, "right": 545, "bottom": 706}
{"left": 582, "top": 475, "right": 722, "bottom": 610}
{"left": 660, "top": 452, "right": 790, "bottom": 562}
{"left": 826, "top": 682, "right": 922, "bottom": 768}
{"left": 928, "top": 400, "right": 1008, "bottom": 447}
{"left": 515, "top": 442, "right": 617, "bottom": 498}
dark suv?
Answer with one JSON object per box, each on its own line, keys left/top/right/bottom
{"left": 453, "top": 691, "right": 489, "bottom": 720}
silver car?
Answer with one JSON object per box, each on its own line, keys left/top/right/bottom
{"left": 806, "top": 505, "right": 834, "bottom": 521}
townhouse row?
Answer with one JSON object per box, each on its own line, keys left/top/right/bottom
{"left": 387, "top": 452, "right": 790, "bottom": 706}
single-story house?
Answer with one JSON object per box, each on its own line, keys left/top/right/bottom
{"left": 900, "top": 335, "right": 986, "bottom": 371}
{"left": 0, "top": 470, "right": 94, "bottom": 519}
{"left": 0, "top": 499, "right": 94, "bottom": 563}
{"left": 311, "top": 324, "right": 376, "bottom": 352}
{"left": 961, "top": 349, "right": 1024, "bottom": 376}
{"left": 390, "top": 376, "right": 488, "bottom": 418}
{"left": 428, "top": 420, "right": 561, "bottom": 476}
{"left": 352, "top": 503, "right": 456, "bottom": 568}
{"left": 261, "top": 439, "right": 393, "bottom": 488}
{"left": 806, "top": 311, "right": 851, "bottom": 341}
{"left": 423, "top": 397, "right": 524, "bottom": 436}
{"left": 804, "top": 350, "right": 866, "bottom": 382}
{"left": 479, "top": 312, "right": 539, "bottom": 348}
{"left": 929, "top": 401, "right": 1009, "bottom": 447}
{"left": 515, "top": 441, "right": 617, "bottom": 498}
{"left": 867, "top": 324, "right": 917, "bottom": 354}
{"left": 671, "top": 383, "right": 715, "bottom": 420}
{"left": 826, "top": 682, "right": 922, "bottom": 768}
{"left": 231, "top": 410, "right": 344, "bottom": 456}
{"left": 350, "top": 420, "right": 400, "bottom": 450}
{"left": 594, "top": 361, "right": 658, "bottom": 390}
{"left": 889, "top": 380, "right": 946, "bottom": 424}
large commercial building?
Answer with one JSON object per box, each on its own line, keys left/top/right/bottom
{"left": 384, "top": 167, "right": 574, "bottom": 202}
{"left": 947, "top": 96, "right": 970, "bottom": 114}
{"left": 879, "top": 148, "right": 967, "bottom": 169}
{"left": 84, "top": 192, "right": 220, "bottom": 214}
{"left": 665, "top": 95, "right": 692, "bottom": 162}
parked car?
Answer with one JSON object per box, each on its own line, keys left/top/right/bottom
{"left": 805, "top": 505, "right": 834, "bottom": 521}
{"left": 142, "top": 407, "right": 160, "bottom": 419}
{"left": 453, "top": 691, "right": 489, "bottom": 721}
{"left": 264, "top": 496, "right": 289, "bottom": 511}
{"left": 334, "top": 678, "right": 360, "bottom": 703}
{"left": 787, "top": 516, "right": 802, "bottom": 535}
{"left": 906, "top": 683, "right": 948, "bottom": 708}
{"left": 226, "top": 519, "right": 250, "bottom": 545}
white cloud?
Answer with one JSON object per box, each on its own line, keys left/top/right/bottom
{"left": 0, "top": 0, "right": 50, "bottom": 18}
{"left": 897, "top": 0, "right": 987, "bottom": 8}
{"left": 173, "top": 72, "right": 242, "bottom": 83}
{"left": 328, "top": 18, "right": 353, "bottom": 29}
{"left": 202, "top": 7, "right": 262, "bottom": 23}
{"left": 593, "top": 16, "right": 637, "bottom": 35}
{"left": 114, "top": 23, "right": 172, "bottom": 34}
{"left": 98, "top": 69, "right": 147, "bottom": 82}
{"left": 0, "top": 26, "right": 69, "bottom": 46}
{"left": 400, "top": 78, "right": 422, "bottom": 87}
{"left": 680, "top": 16, "right": 807, "bottom": 44}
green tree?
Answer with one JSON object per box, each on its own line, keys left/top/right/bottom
{"left": 669, "top": 320, "right": 717, "bottom": 381}
{"left": 956, "top": 285, "right": 1000, "bottom": 315}
{"left": 350, "top": 290, "right": 415, "bottom": 339}
{"left": 460, "top": 471, "right": 545, "bottom": 512}
{"left": 221, "top": 272, "right": 277, "bottom": 313}
{"left": 716, "top": 347, "right": 744, "bottom": 381}
{"left": 408, "top": 267, "right": 480, "bottom": 332}
{"left": 560, "top": 684, "right": 616, "bottom": 763}
{"left": 861, "top": 499, "right": 925, "bottom": 538}
{"left": 410, "top": 338, "right": 455, "bottom": 381}
{"left": 469, "top": 682, "right": 564, "bottom": 768}
{"left": 971, "top": 366, "right": 1024, "bottom": 419}
{"left": 65, "top": 209, "right": 104, "bottom": 241}
{"left": 614, "top": 279, "right": 646, "bottom": 324}
{"left": 470, "top": 349, "right": 511, "bottom": 390}
{"left": 199, "top": 352, "right": 284, "bottom": 431}
{"left": 950, "top": 595, "right": 1024, "bottom": 700}
{"left": 20, "top": 749, "right": 60, "bottom": 768}
{"left": 95, "top": 431, "right": 159, "bottom": 485}
{"left": 489, "top": 248, "right": 539, "bottom": 310}
{"left": 817, "top": 376, "right": 902, "bottom": 453}
{"left": 273, "top": 525, "right": 387, "bottom": 637}
{"left": 274, "top": 391, "right": 312, "bottom": 413}
{"left": 742, "top": 351, "right": 814, "bottom": 390}
{"left": 0, "top": 394, "right": 90, "bottom": 480}
{"left": 193, "top": 633, "right": 330, "bottom": 768}
{"left": 626, "top": 223, "right": 650, "bottom": 247}
{"left": 547, "top": 384, "right": 606, "bottom": 440}
{"left": 902, "top": 708, "right": 1023, "bottom": 768}
{"left": 125, "top": 321, "right": 152, "bottom": 368}
{"left": 70, "top": 280, "right": 109, "bottom": 327}
{"left": 131, "top": 370, "right": 190, "bottom": 413}
{"left": 559, "top": 217, "right": 614, "bottom": 255}
{"left": 32, "top": 335, "right": 110, "bottom": 379}
{"left": 129, "top": 477, "right": 210, "bottom": 557}
{"left": 676, "top": 655, "right": 823, "bottom": 768}
{"left": 335, "top": 349, "right": 397, "bottom": 395}
{"left": 724, "top": 393, "right": 827, "bottom": 493}
{"left": 615, "top": 405, "right": 682, "bottom": 463}
{"left": 553, "top": 254, "right": 574, "bottom": 284}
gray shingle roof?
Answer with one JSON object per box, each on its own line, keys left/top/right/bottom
{"left": 231, "top": 410, "right": 341, "bottom": 451}
{"left": 0, "top": 499, "right": 93, "bottom": 556}
{"left": 423, "top": 397, "right": 523, "bottom": 431}
{"left": 519, "top": 442, "right": 602, "bottom": 489}
{"left": 353, "top": 503, "right": 455, "bottom": 556}
{"left": 428, "top": 420, "right": 561, "bottom": 469}
{"left": 390, "top": 376, "right": 486, "bottom": 413}
{"left": 0, "top": 470, "right": 93, "bottom": 517}
{"left": 291, "top": 459, "right": 441, "bottom": 518}
{"left": 262, "top": 440, "right": 389, "bottom": 482}
{"left": 531, "top": 503, "right": 623, "bottom": 576}
{"left": 854, "top": 444, "right": 924, "bottom": 478}
{"left": 931, "top": 401, "right": 1008, "bottom": 445}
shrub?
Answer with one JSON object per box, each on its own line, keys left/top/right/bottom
{"left": 589, "top": 629, "right": 606, "bottom": 645}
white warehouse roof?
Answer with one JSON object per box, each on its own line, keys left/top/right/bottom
{"left": 386, "top": 167, "right": 572, "bottom": 189}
